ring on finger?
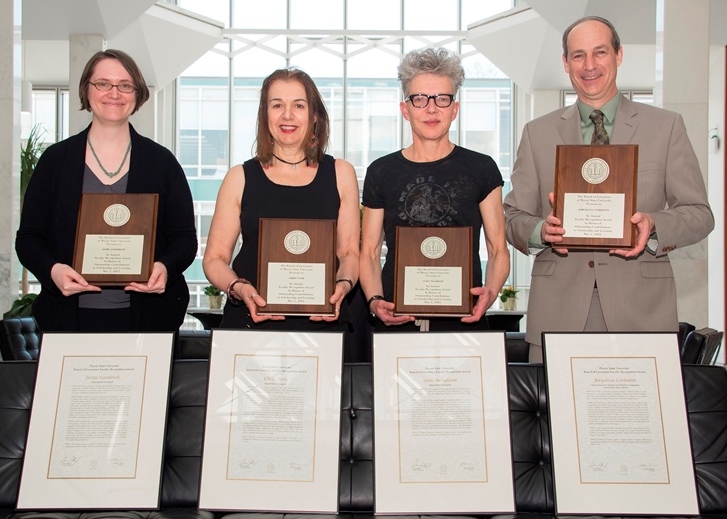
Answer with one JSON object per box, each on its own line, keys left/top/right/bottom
{"left": 250, "top": 292, "right": 258, "bottom": 299}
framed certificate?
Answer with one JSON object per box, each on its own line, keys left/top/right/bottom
{"left": 553, "top": 145, "right": 638, "bottom": 249}
{"left": 373, "top": 332, "right": 515, "bottom": 515}
{"left": 72, "top": 193, "right": 158, "bottom": 286}
{"left": 393, "top": 226, "right": 473, "bottom": 317}
{"left": 257, "top": 218, "right": 337, "bottom": 316}
{"left": 199, "top": 330, "right": 344, "bottom": 513}
{"left": 543, "top": 332, "right": 699, "bottom": 516}
{"left": 17, "top": 333, "right": 174, "bottom": 510}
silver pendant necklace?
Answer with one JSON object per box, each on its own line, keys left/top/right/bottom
{"left": 272, "top": 153, "right": 306, "bottom": 170}
{"left": 88, "top": 137, "right": 132, "bottom": 178}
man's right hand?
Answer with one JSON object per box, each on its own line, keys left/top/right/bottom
{"left": 542, "top": 192, "right": 569, "bottom": 254}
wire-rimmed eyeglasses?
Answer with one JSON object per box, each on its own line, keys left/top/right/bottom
{"left": 89, "top": 81, "right": 137, "bottom": 94}
{"left": 405, "top": 93, "right": 455, "bottom": 108}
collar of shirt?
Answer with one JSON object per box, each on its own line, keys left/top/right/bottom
{"left": 577, "top": 93, "right": 621, "bottom": 144}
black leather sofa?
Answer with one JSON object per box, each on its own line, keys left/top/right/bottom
{"left": 0, "top": 319, "right": 531, "bottom": 363}
{"left": 0, "top": 360, "right": 726, "bottom": 519}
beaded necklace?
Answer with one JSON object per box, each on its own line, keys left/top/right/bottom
{"left": 88, "top": 138, "right": 132, "bottom": 178}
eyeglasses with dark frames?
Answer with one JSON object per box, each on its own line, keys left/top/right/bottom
{"left": 405, "top": 93, "right": 455, "bottom": 108}
{"left": 89, "top": 81, "right": 137, "bottom": 94}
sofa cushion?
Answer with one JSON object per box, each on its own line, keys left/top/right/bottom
{"left": 0, "top": 318, "right": 41, "bottom": 361}
{"left": 174, "top": 331, "right": 212, "bottom": 360}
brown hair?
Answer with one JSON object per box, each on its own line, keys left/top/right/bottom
{"left": 562, "top": 16, "right": 621, "bottom": 58}
{"left": 78, "top": 49, "right": 150, "bottom": 114}
{"left": 255, "top": 68, "right": 329, "bottom": 166}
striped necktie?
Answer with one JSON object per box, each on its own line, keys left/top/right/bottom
{"left": 589, "top": 109, "right": 610, "bottom": 145}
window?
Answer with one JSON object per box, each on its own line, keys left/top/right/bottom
{"left": 176, "top": 0, "right": 516, "bottom": 298}
{"left": 30, "top": 88, "right": 69, "bottom": 145}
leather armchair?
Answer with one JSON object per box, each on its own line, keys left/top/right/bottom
{"left": 0, "top": 317, "right": 41, "bottom": 361}
{"left": 682, "top": 327, "right": 724, "bottom": 365}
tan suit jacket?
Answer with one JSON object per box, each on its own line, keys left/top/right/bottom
{"left": 504, "top": 97, "right": 714, "bottom": 346}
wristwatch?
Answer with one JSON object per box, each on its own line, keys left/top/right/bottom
{"left": 367, "top": 295, "right": 385, "bottom": 317}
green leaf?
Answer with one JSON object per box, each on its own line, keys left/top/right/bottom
{"left": 3, "top": 293, "right": 37, "bottom": 319}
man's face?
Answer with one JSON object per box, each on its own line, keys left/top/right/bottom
{"left": 562, "top": 19, "right": 622, "bottom": 109}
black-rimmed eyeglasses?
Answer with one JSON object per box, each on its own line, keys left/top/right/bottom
{"left": 405, "top": 93, "right": 455, "bottom": 108}
{"left": 89, "top": 81, "right": 137, "bottom": 94}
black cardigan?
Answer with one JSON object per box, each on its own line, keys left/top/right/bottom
{"left": 16, "top": 124, "right": 198, "bottom": 332}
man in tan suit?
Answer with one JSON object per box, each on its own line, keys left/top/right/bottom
{"left": 503, "top": 16, "right": 714, "bottom": 362}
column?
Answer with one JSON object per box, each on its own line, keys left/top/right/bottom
{"left": 69, "top": 34, "right": 104, "bottom": 135}
{"left": 0, "top": 0, "right": 21, "bottom": 314}
{"left": 655, "top": 0, "right": 711, "bottom": 327}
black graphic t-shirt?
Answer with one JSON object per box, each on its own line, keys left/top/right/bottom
{"left": 362, "top": 146, "right": 503, "bottom": 299}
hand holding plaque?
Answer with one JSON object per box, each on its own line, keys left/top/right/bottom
{"left": 257, "top": 218, "right": 337, "bottom": 316}
{"left": 552, "top": 145, "right": 638, "bottom": 249}
{"left": 393, "top": 226, "right": 473, "bottom": 317}
{"left": 72, "top": 193, "right": 158, "bottom": 286}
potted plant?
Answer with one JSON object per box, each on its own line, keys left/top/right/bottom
{"left": 19, "top": 125, "right": 45, "bottom": 297}
{"left": 3, "top": 293, "right": 37, "bottom": 319}
{"left": 203, "top": 285, "right": 224, "bottom": 309}
{"left": 499, "top": 286, "right": 518, "bottom": 311}
{"left": 4, "top": 125, "right": 45, "bottom": 319}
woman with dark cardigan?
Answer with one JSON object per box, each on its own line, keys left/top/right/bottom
{"left": 16, "top": 49, "right": 197, "bottom": 332}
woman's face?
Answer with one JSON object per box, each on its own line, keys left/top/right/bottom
{"left": 87, "top": 58, "right": 137, "bottom": 125}
{"left": 266, "top": 79, "right": 311, "bottom": 151}
{"left": 400, "top": 73, "right": 458, "bottom": 144}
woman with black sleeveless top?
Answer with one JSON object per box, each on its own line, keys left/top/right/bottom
{"left": 203, "top": 68, "right": 359, "bottom": 330}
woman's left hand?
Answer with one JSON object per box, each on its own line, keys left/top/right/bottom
{"left": 126, "top": 262, "right": 168, "bottom": 293}
{"left": 310, "top": 282, "right": 347, "bottom": 322}
{"left": 462, "top": 285, "right": 497, "bottom": 323}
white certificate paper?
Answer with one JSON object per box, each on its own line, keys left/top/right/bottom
{"left": 49, "top": 356, "right": 147, "bottom": 479}
{"left": 227, "top": 355, "right": 318, "bottom": 481}
{"left": 266, "top": 262, "right": 325, "bottom": 305}
{"left": 17, "top": 333, "right": 174, "bottom": 510}
{"left": 199, "top": 330, "right": 343, "bottom": 513}
{"left": 397, "top": 356, "right": 487, "bottom": 482}
{"left": 543, "top": 333, "right": 698, "bottom": 516}
{"left": 373, "top": 332, "right": 514, "bottom": 515}
{"left": 572, "top": 357, "right": 667, "bottom": 483}
{"left": 403, "top": 266, "right": 462, "bottom": 306}
{"left": 82, "top": 234, "right": 144, "bottom": 275}
{"left": 562, "top": 193, "right": 624, "bottom": 238}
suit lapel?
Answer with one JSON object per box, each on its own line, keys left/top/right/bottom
{"left": 611, "top": 96, "right": 639, "bottom": 144}
{"left": 557, "top": 104, "right": 582, "bottom": 144}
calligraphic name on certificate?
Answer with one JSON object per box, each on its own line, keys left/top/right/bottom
{"left": 48, "top": 356, "right": 147, "bottom": 479}
{"left": 403, "top": 267, "right": 462, "bottom": 306}
{"left": 81, "top": 234, "right": 144, "bottom": 275}
{"left": 266, "top": 262, "right": 325, "bottom": 305}
{"left": 397, "top": 356, "right": 487, "bottom": 483}
{"left": 571, "top": 356, "right": 668, "bottom": 483}
{"left": 227, "top": 355, "right": 318, "bottom": 482}
{"left": 562, "top": 193, "right": 625, "bottom": 239}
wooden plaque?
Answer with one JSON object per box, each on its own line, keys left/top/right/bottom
{"left": 72, "top": 193, "right": 158, "bottom": 286}
{"left": 393, "top": 226, "right": 473, "bottom": 317}
{"left": 257, "top": 218, "right": 336, "bottom": 316}
{"left": 553, "top": 144, "right": 638, "bottom": 249}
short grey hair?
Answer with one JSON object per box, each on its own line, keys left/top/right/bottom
{"left": 562, "top": 16, "right": 621, "bottom": 58}
{"left": 397, "top": 47, "right": 465, "bottom": 97}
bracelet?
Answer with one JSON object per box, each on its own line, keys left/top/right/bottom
{"left": 367, "top": 295, "right": 385, "bottom": 309}
{"left": 335, "top": 278, "right": 353, "bottom": 291}
{"left": 226, "top": 277, "right": 251, "bottom": 306}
